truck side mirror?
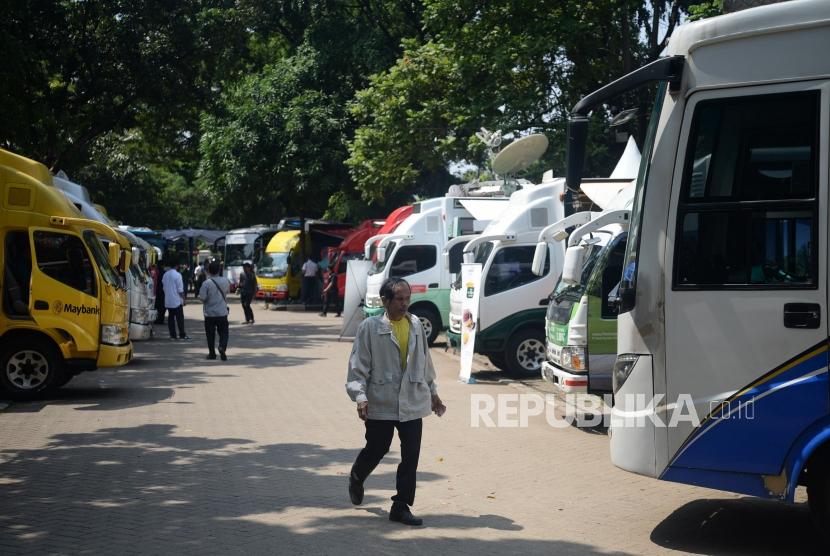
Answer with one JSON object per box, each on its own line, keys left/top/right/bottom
{"left": 561, "top": 245, "right": 586, "bottom": 285}
{"left": 131, "top": 247, "right": 140, "bottom": 267}
{"left": 121, "top": 249, "right": 132, "bottom": 273}
{"left": 531, "top": 242, "right": 548, "bottom": 276}
{"left": 462, "top": 251, "right": 475, "bottom": 264}
{"left": 442, "top": 251, "right": 451, "bottom": 271}
{"left": 377, "top": 246, "right": 387, "bottom": 263}
{"left": 108, "top": 242, "right": 120, "bottom": 269}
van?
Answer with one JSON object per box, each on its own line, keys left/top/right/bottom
{"left": 1, "top": 148, "right": 133, "bottom": 399}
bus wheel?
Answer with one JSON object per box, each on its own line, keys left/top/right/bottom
{"left": 808, "top": 449, "right": 830, "bottom": 537}
{"left": 505, "top": 329, "right": 545, "bottom": 378}
{"left": 411, "top": 306, "right": 440, "bottom": 346}
{"left": 0, "top": 338, "right": 64, "bottom": 400}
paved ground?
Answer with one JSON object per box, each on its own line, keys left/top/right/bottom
{"left": 0, "top": 298, "right": 824, "bottom": 555}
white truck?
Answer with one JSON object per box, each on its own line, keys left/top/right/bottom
{"left": 562, "top": 0, "right": 830, "bottom": 528}
{"left": 54, "top": 177, "right": 156, "bottom": 341}
{"left": 364, "top": 193, "right": 509, "bottom": 344}
{"left": 445, "top": 173, "right": 565, "bottom": 376}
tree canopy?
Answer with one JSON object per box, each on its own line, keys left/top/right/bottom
{"left": 1, "top": 1, "right": 721, "bottom": 228}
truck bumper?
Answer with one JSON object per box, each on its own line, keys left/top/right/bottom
{"left": 541, "top": 361, "right": 588, "bottom": 393}
{"left": 446, "top": 329, "right": 461, "bottom": 348}
{"left": 97, "top": 343, "right": 133, "bottom": 367}
{"left": 129, "top": 322, "right": 153, "bottom": 341}
{"left": 363, "top": 306, "right": 384, "bottom": 318}
{"left": 256, "top": 290, "right": 286, "bottom": 300}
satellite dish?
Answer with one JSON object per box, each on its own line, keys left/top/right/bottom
{"left": 492, "top": 134, "right": 548, "bottom": 175}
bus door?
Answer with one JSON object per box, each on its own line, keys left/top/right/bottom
{"left": 663, "top": 83, "right": 829, "bottom": 477}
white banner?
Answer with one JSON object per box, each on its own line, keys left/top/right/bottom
{"left": 459, "top": 263, "right": 482, "bottom": 384}
{"left": 340, "top": 260, "right": 372, "bottom": 340}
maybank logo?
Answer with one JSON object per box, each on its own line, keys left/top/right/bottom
{"left": 56, "top": 301, "right": 100, "bottom": 316}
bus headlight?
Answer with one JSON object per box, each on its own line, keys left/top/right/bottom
{"left": 613, "top": 354, "right": 639, "bottom": 393}
{"left": 276, "top": 285, "right": 288, "bottom": 292}
{"left": 130, "top": 308, "right": 151, "bottom": 325}
{"left": 101, "top": 324, "right": 129, "bottom": 346}
{"left": 560, "top": 346, "right": 587, "bottom": 371}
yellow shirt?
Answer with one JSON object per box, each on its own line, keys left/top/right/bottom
{"left": 389, "top": 316, "right": 410, "bottom": 370}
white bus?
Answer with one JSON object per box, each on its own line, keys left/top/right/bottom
{"left": 563, "top": 0, "right": 830, "bottom": 526}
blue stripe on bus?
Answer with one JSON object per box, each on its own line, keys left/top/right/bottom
{"left": 662, "top": 344, "right": 828, "bottom": 491}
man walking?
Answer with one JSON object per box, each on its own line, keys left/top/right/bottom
{"left": 345, "top": 277, "right": 446, "bottom": 526}
{"left": 319, "top": 270, "right": 341, "bottom": 317}
{"left": 198, "top": 261, "right": 230, "bottom": 360}
{"left": 162, "top": 263, "right": 190, "bottom": 340}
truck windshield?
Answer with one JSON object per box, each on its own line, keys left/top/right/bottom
{"left": 83, "top": 230, "right": 123, "bottom": 289}
{"left": 257, "top": 252, "right": 289, "bottom": 278}
{"left": 547, "top": 242, "right": 605, "bottom": 323}
{"left": 369, "top": 241, "right": 395, "bottom": 275}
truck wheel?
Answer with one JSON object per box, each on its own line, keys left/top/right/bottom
{"left": 0, "top": 338, "right": 65, "bottom": 400}
{"left": 487, "top": 353, "right": 507, "bottom": 371}
{"left": 808, "top": 450, "right": 830, "bottom": 538}
{"left": 505, "top": 329, "right": 545, "bottom": 378}
{"left": 411, "top": 306, "right": 440, "bottom": 345}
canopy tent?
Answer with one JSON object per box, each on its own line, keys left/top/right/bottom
{"left": 161, "top": 228, "right": 226, "bottom": 244}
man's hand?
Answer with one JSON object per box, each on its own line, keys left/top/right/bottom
{"left": 431, "top": 394, "right": 446, "bottom": 417}
{"left": 357, "top": 401, "right": 369, "bottom": 421}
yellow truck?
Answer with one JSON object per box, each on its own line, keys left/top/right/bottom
{"left": 256, "top": 226, "right": 351, "bottom": 303}
{"left": 1, "top": 148, "right": 133, "bottom": 399}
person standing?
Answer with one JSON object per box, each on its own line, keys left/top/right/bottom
{"left": 301, "top": 256, "right": 319, "bottom": 306}
{"left": 345, "top": 277, "right": 446, "bottom": 526}
{"left": 162, "top": 263, "right": 190, "bottom": 340}
{"left": 238, "top": 261, "right": 257, "bottom": 324}
{"left": 199, "top": 261, "right": 230, "bottom": 361}
{"left": 319, "top": 270, "right": 341, "bottom": 317}
{"left": 154, "top": 261, "right": 167, "bottom": 324}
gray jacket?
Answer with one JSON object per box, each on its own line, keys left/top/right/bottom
{"left": 198, "top": 276, "right": 230, "bottom": 317}
{"left": 346, "top": 313, "right": 438, "bottom": 422}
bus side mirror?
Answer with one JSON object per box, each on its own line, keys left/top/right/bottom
{"left": 377, "top": 246, "right": 387, "bottom": 263}
{"left": 463, "top": 251, "right": 474, "bottom": 264}
{"left": 131, "top": 247, "right": 140, "bottom": 267}
{"left": 561, "top": 245, "right": 586, "bottom": 285}
{"left": 108, "top": 243, "right": 120, "bottom": 269}
{"left": 442, "top": 251, "right": 450, "bottom": 271}
{"left": 531, "top": 242, "right": 548, "bottom": 276}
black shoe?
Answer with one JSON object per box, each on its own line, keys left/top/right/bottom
{"left": 219, "top": 349, "right": 227, "bottom": 361}
{"left": 319, "top": 312, "right": 326, "bottom": 317}
{"left": 207, "top": 353, "right": 216, "bottom": 360}
{"left": 389, "top": 502, "right": 422, "bottom": 526}
{"left": 180, "top": 335, "right": 192, "bottom": 341}
{"left": 348, "top": 472, "right": 364, "bottom": 505}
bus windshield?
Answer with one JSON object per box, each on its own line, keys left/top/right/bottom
{"left": 225, "top": 241, "right": 256, "bottom": 267}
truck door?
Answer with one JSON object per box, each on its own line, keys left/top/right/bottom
{"left": 29, "top": 228, "right": 100, "bottom": 352}
{"left": 663, "top": 83, "right": 829, "bottom": 476}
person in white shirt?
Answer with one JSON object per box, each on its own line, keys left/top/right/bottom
{"left": 301, "top": 256, "right": 319, "bottom": 306}
{"left": 162, "top": 265, "right": 190, "bottom": 340}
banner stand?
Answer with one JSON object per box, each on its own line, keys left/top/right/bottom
{"left": 458, "top": 263, "right": 482, "bottom": 384}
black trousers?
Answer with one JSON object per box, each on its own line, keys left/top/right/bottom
{"left": 240, "top": 293, "right": 255, "bottom": 322}
{"left": 167, "top": 305, "right": 186, "bottom": 338}
{"left": 302, "top": 277, "right": 316, "bottom": 304}
{"left": 204, "top": 316, "right": 229, "bottom": 354}
{"left": 352, "top": 418, "right": 422, "bottom": 506}
{"left": 322, "top": 292, "right": 341, "bottom": 316}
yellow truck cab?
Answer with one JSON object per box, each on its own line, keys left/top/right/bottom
{"left": 0, "top": 148, "right": 133, "bottom": 399}
{"left": 256, "top": 230, "right": 305, "bottom": 301}
{"left": 256, "top": 226, "right": 351, "bottom": 303}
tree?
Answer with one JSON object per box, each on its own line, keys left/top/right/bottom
{"left": 347, "top": 1, "right": 700, "bottom": 200}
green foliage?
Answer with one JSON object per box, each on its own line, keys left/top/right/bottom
{"left": 197, "top": 47, "right": 350, "bottom": 227}
{"left": 688, "top": 1, "right": 724, "bottom": 20}
{"left": 2, "top": 1, "right": 703, "bottom": 228}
